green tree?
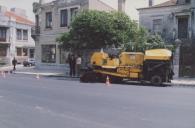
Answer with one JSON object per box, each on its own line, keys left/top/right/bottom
{"left": 57, "top": 10, "right": 167, "bottom": 52}
{"left": 145, "top": 34, "right": 165, "bottom": 50}
{"left": 123, "top": 28, "right": 166, "bottom": 52}
{"left": 57, "top": 10, "right": 138, "bottom": 50}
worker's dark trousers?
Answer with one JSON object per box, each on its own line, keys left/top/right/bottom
{"left": 13, "top": 65, "right": 16, "bottom": 71}
{"left": 70, "top": 65, "right": 75, "bottom": 76}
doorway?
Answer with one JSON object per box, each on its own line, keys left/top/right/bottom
{"left": 178, "top": 17, "right": 188, "bottom": 39}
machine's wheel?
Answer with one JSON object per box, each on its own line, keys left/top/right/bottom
{"left": 80, "top": 71, "right": 101, "bottom": 83}
{"left": 150, "top": 75, "right": 162, "bottom": 86}
{"left": 110, "top": 76, "right": 123, "bottom": 84}
{"left": 100, "top": 75, "right": 123, "bottom": 84}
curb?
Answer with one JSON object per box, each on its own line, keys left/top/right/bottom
{"left": 171, "top": 83, "right": 195, "bottom": 87}
{"left": 171, "top": 80, "right": 195, "bottom": 87}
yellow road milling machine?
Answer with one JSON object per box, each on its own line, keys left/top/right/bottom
{"left": 80, "top": 49, "right": 174, "bottom": 85}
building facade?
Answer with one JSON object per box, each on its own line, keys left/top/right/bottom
{"left": 0, "top": 6, "right": 35, "bottom": 65}
{"left": 138, "top": 0, "right": 195, "bottom": 43}
{"left": 138, "top": 0, "right": 195, "bottom": 77}
{"left": 32, "top": 0, "right": 116, "bottom": 71}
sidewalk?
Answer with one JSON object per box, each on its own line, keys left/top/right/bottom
{"left": 0, "top": 65, "right": 23, "bottom": 72}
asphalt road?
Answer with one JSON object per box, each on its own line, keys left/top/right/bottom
{"left": 0, "top": 74, "right": 195, "bottom": 128}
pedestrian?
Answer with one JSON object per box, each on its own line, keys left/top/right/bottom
{"left": 76, "top": 55, "right": 82, "bottom": 77}
{"left": 12, "top": 57, "right": 17, "bottom": 71}
{"left": 68, "top": 53, "right": 76, "bottom": 77}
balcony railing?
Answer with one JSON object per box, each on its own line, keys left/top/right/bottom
{"left": 31, "top": 26, "right": 40, "bottom": 36}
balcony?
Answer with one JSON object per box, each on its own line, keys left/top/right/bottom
{"left": 31, "top": 26, "right": 40, "bottom": 41}
{"left": 32, "top": 26, "right": 40, "bottom": 35}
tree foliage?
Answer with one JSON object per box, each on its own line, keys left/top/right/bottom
{"left": 57, "top": 10, "right": 166, "bottom": 52}
{"left": 123, "top": 29, "right": 166, "bottom": 52}
{"left": 57, "top": 10, "right": 138, "bottom": 50}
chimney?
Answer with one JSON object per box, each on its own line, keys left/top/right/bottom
{"left": 39, "top": 0, "right": 45, "bottom": 4}
{"left": 149, "top": 0, "right": 153, "bottom": 7}
{"left": 118, "top": 0, "right": 126, "bottom": 12}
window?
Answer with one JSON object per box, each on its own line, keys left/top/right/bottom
{"left": 60, "top": 9, "right": 68, "bottom": 27}
{"left": 29, "top": 49, "right": 35, "bottom": 58}
{"left": 23, "top": 30, "right": 28, "bottom": 40}
{"left": 42, "top": 45, "right": 56, "bottom": 63}
{"left": 153, "top": 19, "right": 162, "bottom": 34}
{"left": 46, "top": 12, "right": 52, "bottom": 28}
{"left": 17, "top": 48, "right": 28, "bottom": 56}
{"left": 185, "top": 0, "right": 190, "bottom": 3}
{"left": 23, "top": 48, "right": 28, "bottom": 56}
{"left": 70, "top": 7, "right": 78, "bottom": 21}
{"left": 149, "top": 0, "right": 153, "bottom": 6}
{"left": 35, "top": 15, "right": 39, "bottom": 27}
{"left": 17, "top": 48, "right": 22, "bottom": 56}
{"left": 0, "top": 46, "right": 7, "bottom": 56}
{"left": 0, "top": 28, "right": 6, "bottom": 42}
{"left": 16, "top": 29, "right": 22, "bottom": 40}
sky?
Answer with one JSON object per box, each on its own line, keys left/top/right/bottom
{"left": 0, "top": 0, "right": 168, "bottom": 21}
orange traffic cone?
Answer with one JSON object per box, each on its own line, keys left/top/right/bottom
{"left": 106, "top": 76, "right": 111, "bottom": 86}
{"left": 36, "top": 74, "right": 40, "bottom": 80}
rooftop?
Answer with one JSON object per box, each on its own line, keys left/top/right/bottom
{"left": 152, "top": 0, "right": 177, "bottom": 7}
{"left": 138, "top": 0, "right": 178, "bottom": 10}
{"left": 4, "top": 11, "right": 34, "bottom": 25}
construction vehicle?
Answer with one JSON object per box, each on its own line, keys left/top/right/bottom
{"left": 80, "top": 49, "right": 174, "bottom": 85}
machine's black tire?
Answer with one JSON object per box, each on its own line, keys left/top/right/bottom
{"left": 80, "top": 72, "right": 101, "bottom": 83}
{"left": 150, "top": 75, "right": 163, "bottom": 86}
{"left": 110, "top": 76, "right": 123, "bottom": 84}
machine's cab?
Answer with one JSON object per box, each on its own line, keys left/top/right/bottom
{"left": 90, "top": 52, "right": 119, "bottom": 68}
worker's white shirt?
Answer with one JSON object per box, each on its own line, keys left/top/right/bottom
{"left": 76, "top": 57, "right": 82, "bottom": 65}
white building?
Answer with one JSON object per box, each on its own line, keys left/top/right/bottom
{"left": 32, "top": 0, "right": 127, "bottom": 72}
{"left": 0, "top": 6, "right": 35, "bottom": 65}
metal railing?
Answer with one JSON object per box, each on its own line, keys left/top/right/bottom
{"left": 31, "top": 26, "right": 40, "bottom": 35}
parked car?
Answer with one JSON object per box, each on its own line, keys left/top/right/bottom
{"left": 23, "top": 58, "right": 35, "bottom": 67}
